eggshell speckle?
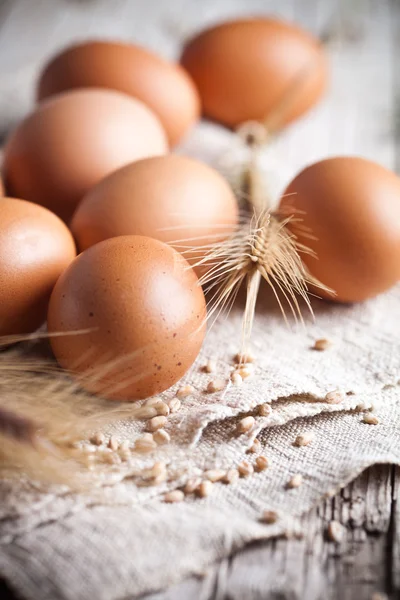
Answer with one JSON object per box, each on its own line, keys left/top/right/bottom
{"left": 71, "top": 154, "right": 238, "bottom": 269}
{"left": 180, "top": 18, "right": 327, "bottom": 128}
{"left": 3, "top": 89, "right": 168, "bottom": 222}
{"left": 0, "top": 197, "right": 76, "bottom": 336}
{"left": 37, "top": 40, "right": 200, "bottom": 146}
{"left": 280, "top": 157, "right": 400, "bottom": 303}
{"left": 47, "top": 235, "right": 206, "bottom": 400}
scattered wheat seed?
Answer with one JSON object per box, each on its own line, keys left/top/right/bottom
{"left": 119, "top": 440, "right": 131, "bottom": 452}
{"left": 258, "top": 403, "right": 271, "bottom": 417}
{"left": 203, "top": 359, "right": 216, "bottom": 373}
{"left": 234, "top": 351, "right": 255, "bottom": 364}
{"left": 153, "top": 461, "right": 166, "bottom": 475}
{"left": 235, "top": 364, "right": 254, "bottom": 380}
{"left": 230, "top": 372, "right": 243, "bottom": 386}
{"left": 91, "top": 432, "right": 105, "bottom": 446}
{"left": 237, "top": 416, "right": 255, "bottom": 434}
{"left": 134, "top": 434, "right": 157, "bottom": 453}
{"left": 147, "top": 415, "right": 168, "bottom": 432}
{"left": 108, "top": 436, "right": 119, "bottom": 451}
{"left": 204, "top": 469, "right": 226, "bottom": 483}
{"left": 287, "top": 474, "right": 303, "bottom": 489}
{"left": 222, "top": 468, "right": 239, "bottom": 485}
{"left": 355, "top": 402, "right": 368, "bottom": 412}
{"left": 177, "top": 385, "right": 194, "bottom": 399}
{"left": 327, "top": 520, "right": 346, "bottom": 543}
{"left": 153, "top": 429, "right": 171, "bottom": 445}
{"left": 294, "top": 432, "right": 314, "bottom": 447}
{"left": 154, "top": 401, "right": 170, "bottom": 416}
{"left": 146, "top": 461, "right": 166, "bottom": 480}
{"left": 167, "top": 397, "right": 181, "bottom": 413}
{"left": 312, "top": 338, "right": 331, "bottom": 351}
{"left": 135, "top": 406, "right": 158, "bottom": 419}
{"left": 324, "top": 389, "right": 344, "bottom": 404}
{"left": 164, "top": 490, "right": 184, "bottom": 503}
{"left": 260, "top": 510, "right": 279, "bottom": 524}
{"left": 184, "top": 477, "right": 202, "bottom": 495}
{"left": 238, "top": 460, "right": 254, "bottom": 477}
{"left": 144, "top": 396, "right": 163, "bottom": 407}
{"left": 197, "top": 480, "right": 213, "bottom": 498}
{"left": 103, "top": 451, "right": 121, "bottom": 465}
{"left": 206, "top": 379, "right": 226, "bottom": 393}
{"left": 248, "top": 438, "right": 261, "bottom": 454}
{"left": 363, "top": 412, "right": 379, "bottom": 425}
{"left": 255, "top": 455, "right": 269, "bottom": 471}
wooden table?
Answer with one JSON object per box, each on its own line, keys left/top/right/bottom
{"left": 0, "top": 0, "right": 399, "bottom": 598}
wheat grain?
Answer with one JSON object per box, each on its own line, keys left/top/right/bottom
{"left": 153, "top": 429, "right": 170, "bottom": 445}
{"left": 238, "top": 460, "right": 254, "bottom": 477}
{"left": 177, "top": 385, "right": 194, "bottom": 399}
{"left": 204, "top": 469, "right": 226, "bottom": 482}
{"left": 237, "top": 416, "right": 255, "bottom": 434}
{"left": 206, "top": 379, "right": 226, "bottom": 393}
{"left": 363, "top": 413, "right": 379, "bottom": 425}
{"left": 258, "top": 403, "right": 271, "bottom": 417}
{"left": 255, "top": 455, "right": 269, "bottom": 471}
{"left": 164, "top": 490, "right": 184, "bottom": 503}
{"left": 287, "top": 474, "right": 302, "bottom": 489}
{"left": 147, "top": 416, "right": 168, "bottom": 432}
{"left": 248, "top": 438, "right": 261, "bottom": 453}
{"left": 260, "top": 510, "right": 278, "bottom": 524}
{"left": 312, "top": 338, "right": 331, "bottom": 351}
{"left": 294, "top": 432, "right": 314, "bottom": 447}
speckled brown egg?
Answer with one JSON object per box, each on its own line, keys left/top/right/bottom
{"left": 71, "top": 154, "right": 238, "bottom": 270}
{"left": 37, "top": 40, "right": 200, "bottom": 146}
{"left": 3, "top": 89, "right": 168, "bottom": 222}
{"left": 280, "top": 157, "right": 400, "bottom": 303}
{"left": 47, "top": 235, "right": 206, "bottom": 401}
{"left": 180, "top": 18, "right": 327, "bottom": 129}
{"left": 0, "top": 197, "right": 76, "bottom": 336}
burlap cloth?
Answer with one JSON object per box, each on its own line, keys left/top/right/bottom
{"left": 1, "top": 245, "right": 400, "bottom": 599}
{"left": 0, "top": 1, "right": 399, "bottom": 598}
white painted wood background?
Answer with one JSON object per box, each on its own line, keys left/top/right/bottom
{"left": 0, "top": 1, "right": 399, "bottom": 599}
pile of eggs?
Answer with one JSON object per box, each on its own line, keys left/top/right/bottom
{"left": 2, "top": 17, "right": 400, "bottom": 401}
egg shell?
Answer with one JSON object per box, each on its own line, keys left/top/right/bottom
{"left": 47, "top": 235, "right": 206, "bottom": 401}
{"left": 71, "top": 154, "right": 238, "bottom": 269}
{"left": 37, "top": 40, "right": 200, "bottom": 146}
{"left": 280, "top": 156, "right": 400, "bottom": 303}
{"left": 3, "top": 89, "right": 168, "bottom": 222}
{"left": 180, "top": 18, "right": 327, "bottom": 128}
{"left": 0, "top": 197, "right": 76, "bottom": 336}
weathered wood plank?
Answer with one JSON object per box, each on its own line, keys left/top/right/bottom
{"left": 144, "top": 465, "right": 398, "bottom": 600}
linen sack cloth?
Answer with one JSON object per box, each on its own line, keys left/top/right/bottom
{"left": 0, "top": 273, "right": 399, "bottom": 600}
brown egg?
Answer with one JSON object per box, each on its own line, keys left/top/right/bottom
{"left": 180, "top": 18, "right": 327, "bottom": 129}
{"left": 3, "top": 89, "right": 168, "bottom": 222}
{"left": 37, "top": 40, "right": 200, "bottom": 146}
{"left": 47, "top": 235, "right": 206, "bottom": 401}
{"left": 71, "top": 155, "right": 238, "bottom": 270}
{"left": 280, "top": 157, "right": 400, "bottom": 303}
{"left": 0, "top": 197, "right": 76, "bottom": 336}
